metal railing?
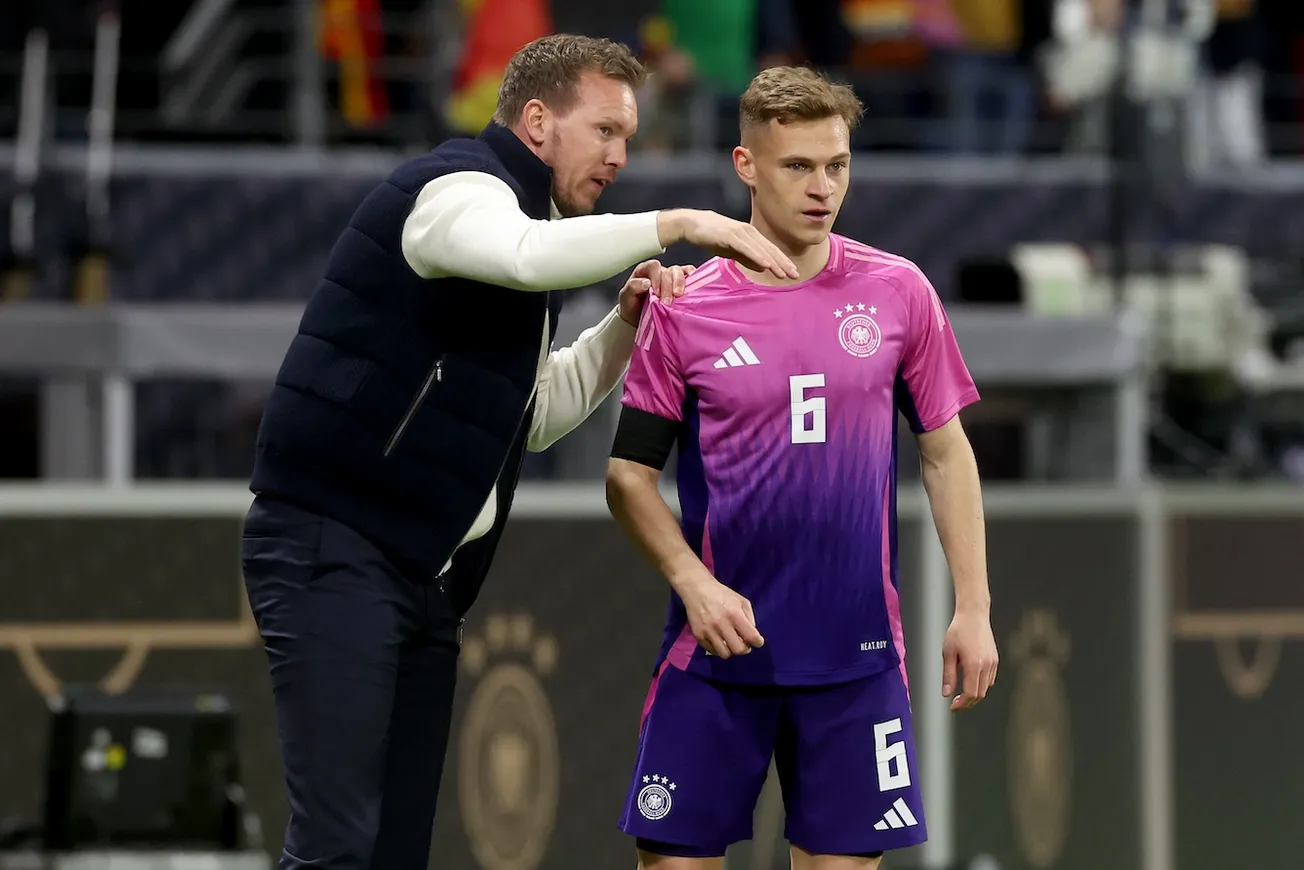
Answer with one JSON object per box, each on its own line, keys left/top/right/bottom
{"left": 0, "top": 2, "right": 444, "bottom": 146}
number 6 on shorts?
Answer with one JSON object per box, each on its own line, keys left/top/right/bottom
{"left": 873, "top": 718, "right": 911, "bottom": 791}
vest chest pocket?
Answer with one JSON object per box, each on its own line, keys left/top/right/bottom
{"left": 383, "top": 355, "right": 444, "bottom": 457}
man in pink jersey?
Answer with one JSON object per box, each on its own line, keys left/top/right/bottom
{"left": 606, "top": 67, "right": 999, "bottom": 869}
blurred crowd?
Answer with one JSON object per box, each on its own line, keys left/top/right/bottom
{"left": 2, "top": 0, "right": 1302, "bottom": 160}
{"left": 440, "top": 0, "right": 1303, "bottom": 163}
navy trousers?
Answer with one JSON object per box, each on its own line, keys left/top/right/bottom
{"left": 242, "top": 496, "right": 462, "bottom": 870}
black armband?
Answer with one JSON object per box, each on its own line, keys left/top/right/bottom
{"left": 610, "top": 406, "right": 681, "bottom": 471}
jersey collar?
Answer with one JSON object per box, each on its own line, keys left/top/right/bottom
{"left": 720, "top": 233, "right": 845, "bottom": 288}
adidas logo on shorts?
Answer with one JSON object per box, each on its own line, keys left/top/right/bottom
{"left": 873, "top": 797, "right": 919, "bottom": 831}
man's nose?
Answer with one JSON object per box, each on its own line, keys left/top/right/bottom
{"left": 607, "top": 141, "right": 628, "bottom": 169}
{"left": 809, "top": 173, "right": 833, "bottom": 199}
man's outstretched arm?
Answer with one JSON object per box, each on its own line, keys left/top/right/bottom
{"left": 401, "top": 172, "right": 665, "bottom": 291}
{"left": 401, "top": 171, "right": 800, "bottom": 291}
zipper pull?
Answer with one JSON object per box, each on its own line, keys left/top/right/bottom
{"left": 435, "top": 360, "right": 443, "bottom": 382}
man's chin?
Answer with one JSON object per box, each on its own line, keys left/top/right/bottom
{"left": 553, "top": 186, "right": 604, "bottom": 217}
{"left": 555, "top": 199, "right": 597, "bottom": 218}
{"left": 786, "top": 224, "right": 832, "bottom": 247}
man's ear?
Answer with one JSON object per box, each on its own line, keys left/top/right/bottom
{"left": 520, "top": 99, "right": 549, "bottom": 146}
{"left": 732, "top": 145, "right": 757, "bottom": 190}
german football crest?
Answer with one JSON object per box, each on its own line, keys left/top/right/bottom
{"left": 636, "top": 773, "right": 676, "bottom": 820}
{"left": 833, "top": 302, "right": 882, "bottom": 358}
{"left": 459, "top": 613, "right": 561, "bottom": 870}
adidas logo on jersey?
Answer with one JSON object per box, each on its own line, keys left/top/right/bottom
{"left": 712, "top": 337, "right": 761, "bottom": 369}
{"left": 873, "top": 798, "right": 919, "bottom": 831}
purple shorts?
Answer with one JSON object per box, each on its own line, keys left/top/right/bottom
{"left": 618, "top": 662, "right": 927, "bottom": 857}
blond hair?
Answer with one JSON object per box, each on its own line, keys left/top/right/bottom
{"left": 493, "top": 34, "right": 647, "bottom": 126}
{"left": 739, "top": 66, "right": 864, "bottom": 135}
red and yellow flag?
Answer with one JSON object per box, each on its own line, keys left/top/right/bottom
{"left": 446, "top": 0, "right": 551, "bottom": 133}
{"left": 320, "top": 0, "right": 389, "bottom": 127}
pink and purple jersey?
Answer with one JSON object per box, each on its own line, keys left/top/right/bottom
{"left": 621, "top": 234, "right": 980, "bottom": 686}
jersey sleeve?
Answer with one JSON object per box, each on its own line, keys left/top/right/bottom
{"left": 896, "top": 270, "right": 980, "bottom": 433}
{"left": 620, "top": 295, "right": 687, "bottom": 422}
{"left": 610, "top": 296, "right": 686, "bottom": 470}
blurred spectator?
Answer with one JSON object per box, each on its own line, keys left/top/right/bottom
{"left": 1017, "top": 0, "right": 1054, "bottom": 152}
{"left": 841, "top": 0, "right": 929, "bottom": 149}
{"left": 921, "top": 0, "right": 1036, "bottom": 154}
{"left": 320, "top": 0, "right": 389, "bottom": 128}
{"left": 756, "top": 0, "right": 803, "bottom": 68}
{"left": 630, "top": 0, "right": 804, "bottom": 152}
{"left": 444, "top": 0, "right": 551, "bottom": 134}
{"left": 795, "top": 0, "right": 857, "bottom": 69}
{"left": 627, "top": 15, "right": 698, "bottom": 153}
{"left": 661, "top": 0, "right": 761, "bottom": 149}
{"left": 1187, "top": 0, "right": 1266, "bottom": 169}
{"left": 1257, "top": 0, "right": 1304, "bottom": 156}
{"left": 657, "top": 0, "right": 758, "bottom": 99}
{"left": 1042, "top": 0, "right": 1125, "bottom": 154}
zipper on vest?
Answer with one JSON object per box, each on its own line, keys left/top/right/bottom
{"left": 432, "top": 307, "right": 549, "bottom": 592}
{"left": 431, "top": 388, "right": 534, "bottom": 587}
{"left": 383, "top": 357, "right": 443, "bottom": 457}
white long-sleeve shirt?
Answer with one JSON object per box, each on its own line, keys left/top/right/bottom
{"left": 400, "top": 170, "right": 667, "bottom": 573}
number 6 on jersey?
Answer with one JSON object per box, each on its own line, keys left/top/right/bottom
{"left": 789, "top": 374, "right": 827, "bottom": 444}
{"left": 873, "top": 718, "right": 912, "bottom": 791}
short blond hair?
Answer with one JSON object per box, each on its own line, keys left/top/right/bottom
{"left": 739, "top": 66, "right": 864, "bottom": 135}
{"left": 493, "top": 34, "right": 647, "bottom": 126}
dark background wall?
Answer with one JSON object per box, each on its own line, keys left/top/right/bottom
{"left": 0, "top": 493, "right": 1299, "bottom": 869}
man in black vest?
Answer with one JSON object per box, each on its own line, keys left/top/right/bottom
{"left": 241, "top": 33, "right": 798, "bottom": 870}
